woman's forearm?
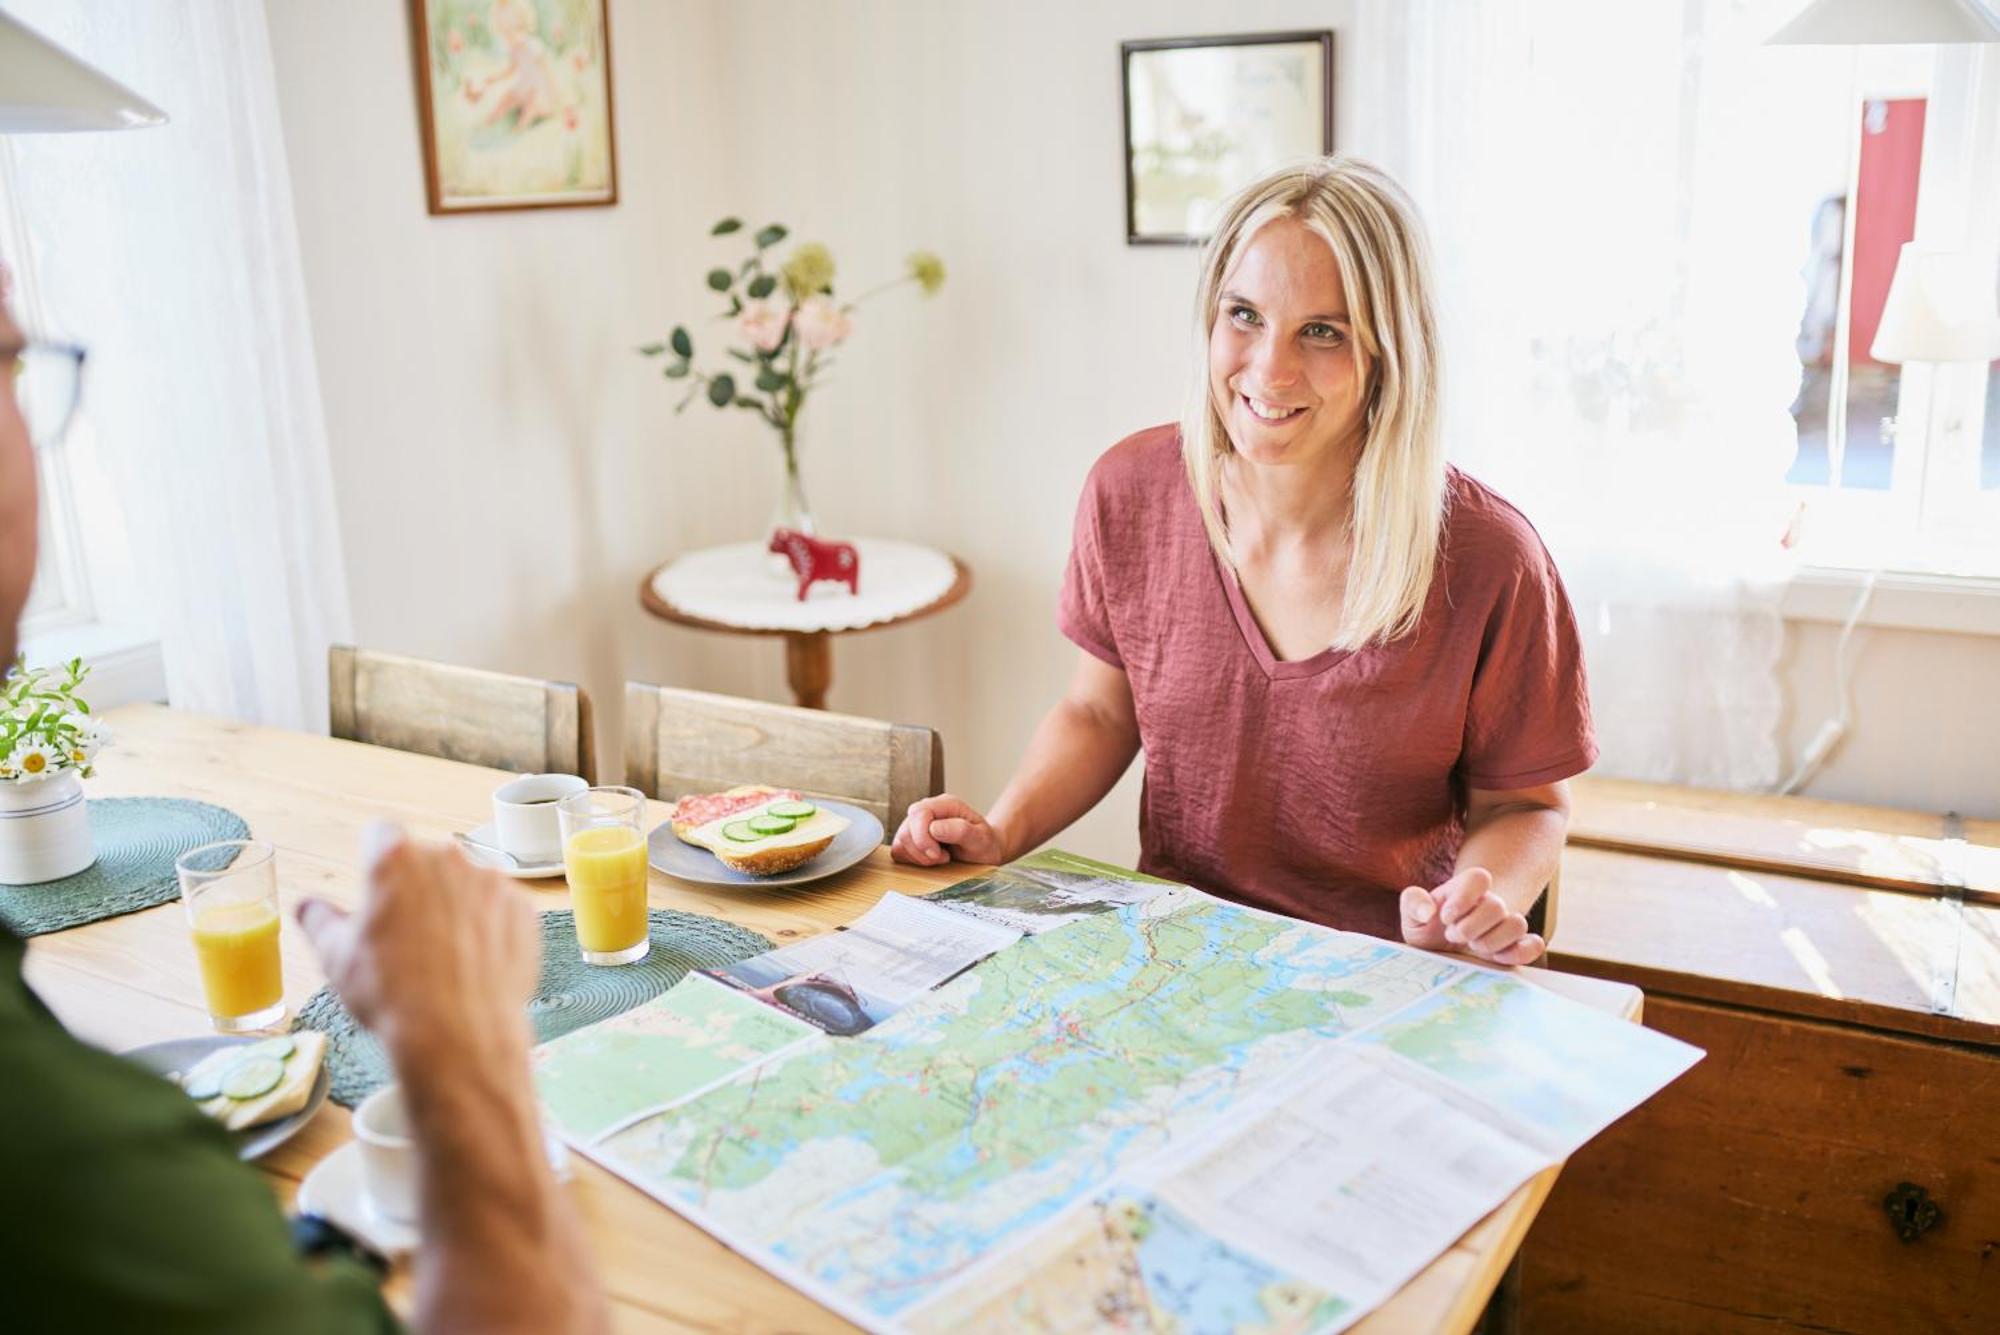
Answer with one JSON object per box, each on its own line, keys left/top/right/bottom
{"left": 1454, "top": 801, "right": 1567, "bottom": 919}
{"left": 985, "top": 696, "right": 1141, "bottom": 862}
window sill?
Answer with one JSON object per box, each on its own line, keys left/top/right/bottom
{"left": 1782, "top": 567, "right": 2000, "bottom": 637}
{"left": 18, "top": 622, "right": 167, "bottom": 710}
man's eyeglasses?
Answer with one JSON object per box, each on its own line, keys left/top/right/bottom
{"left": 10, "top": 341, "right": 86, "bottom": 449}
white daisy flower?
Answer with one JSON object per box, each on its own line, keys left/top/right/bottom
{"left": 11, "top": 741, "right": 57, "bottom": 781}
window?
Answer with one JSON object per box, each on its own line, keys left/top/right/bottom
{"left": 1785, "top": 45, "right": 2000, "bottom": 576}
{"left": 1, "top": 143, "right": 161, "bottom": 705}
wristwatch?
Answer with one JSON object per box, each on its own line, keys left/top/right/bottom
{"left": 290, "top": 1211, "right": 390, "bottom": 1277}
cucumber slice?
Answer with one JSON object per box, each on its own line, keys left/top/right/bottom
{"left": 243, "top": 1035, "right": 295, "bottom": 1063}
{"left": 747, "top": 814, "right": 797, "bottom": 836}
{"left": 221, "top": 1057, "right": 285, "bottom": 1101}
{"left": 721, "top": 820, "right": 763, "bottom": 843}
{"left": 766, "top": 800, "right": 817, "bottom": 820}
{"left": 184, "top": 1070, "right": 224, "bottom": 1101}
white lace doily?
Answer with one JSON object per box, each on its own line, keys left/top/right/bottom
{"left": 649, "top": 539, "right": 960, "bottom": 632}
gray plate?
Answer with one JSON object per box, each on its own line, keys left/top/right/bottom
{"left": 122, "top": 1034, "right": 330, "bottom": 1161}
{"left": 648, "top": 799, "right": 884, "bottom": 888}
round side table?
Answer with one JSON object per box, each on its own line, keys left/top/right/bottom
{"left": 640, "top": 539, "right": 972, "bottom": 709}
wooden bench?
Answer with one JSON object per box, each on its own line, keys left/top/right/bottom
{"left": 1521, "top": 779, "right": 2000, "bottom": 1333}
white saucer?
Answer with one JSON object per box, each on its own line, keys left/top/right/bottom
{"left": 460, "top": 821, "right": 566, "bottom": 879}
{"left": 296, "top": 1141, "right": 419, "bottom": 1259}
{"left": 296, "top": 1128, "right": 574, "bottom": 1261}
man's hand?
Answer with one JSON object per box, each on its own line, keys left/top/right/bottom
{"left": 891, "top": 795, "right": 1010, "bottom": 866}
{"left": 1399, "top": 866, "right": 1544, "bottom": 966}
{"left": 296, "top": 822, "right": 540, "bottom": 1063}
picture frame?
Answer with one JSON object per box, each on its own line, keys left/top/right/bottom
{"left": 409, "top": 0, "right": 619, "bottom": 215}
{"left": 1121, "top": 31, "right": 1335, "bottom": 246}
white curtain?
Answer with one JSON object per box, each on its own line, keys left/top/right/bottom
{"left": 4, "top": 0, "right": 349, "bottom": 731}
{"left": 1351, "top": 0, "right": 1850, "bottom": 788}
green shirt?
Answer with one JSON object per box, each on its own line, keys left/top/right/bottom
{"left": 0, "top": 927, "right": 400, "bottom": 1333}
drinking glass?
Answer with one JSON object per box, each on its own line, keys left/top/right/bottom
{"left": 558, "top": 786, "right": 651, "bottom": 966}
{"left": 175, "top": 839, "right": 286, "bottom": 1032}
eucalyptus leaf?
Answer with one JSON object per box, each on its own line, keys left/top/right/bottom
{"left": 727, "top": 349, "right": 755, "bottom": 364}
{"left": 746, "top": 274, "right": 777, "bottom": 299}
{"left": 663, "top": 363, "right": 690, "bottom": 378}
{"left": 637, "top": 343, "right": 666, "bottom": 357}
{"left": 670, "top": 326, "right": 693, "bottom": 358}
{"left": 755, "top": 370, "right": 787, "bottom": 393}
{"left": 707, "top": 374, "right": 736, "bottom": 407}
{"left": 754, "top": 224, "right": 788, "bottom": 248}
{"left": 706, "top": 268, "right": 733, "bottom": 292}
{"left": 727, "top": 296, "right": 743, "bottom": 316}
{"left": 711, "top": 217, "right": 743, "bottom": 235}
{"left": 734, "top": 396, "right": 767, "bottom": 411}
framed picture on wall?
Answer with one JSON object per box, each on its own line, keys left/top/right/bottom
{"left": 410, "top": 0, "right": 619, "bottom": 214}
{"left": 1121, "top": 31, "right": 1335, "bottom": 245}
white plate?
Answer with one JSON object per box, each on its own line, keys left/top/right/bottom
{"left": 296, "top": 1128, "right": 575, "bottom": 1261}
{"left": 459, "top": 820, "right": 566, "bottom": 879}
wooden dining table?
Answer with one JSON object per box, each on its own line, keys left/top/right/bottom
{"left": 23, "top": 703, "right": 1642, "bottom": 1333}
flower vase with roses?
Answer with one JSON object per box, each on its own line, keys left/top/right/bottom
{"left": 641, "top": 218, "right": 945, "bottom": 542}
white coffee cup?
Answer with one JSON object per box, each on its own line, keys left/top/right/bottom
{"left": 492, "top": 773, "right": 589, "bottom": 863}
{"left": 354, "top": 1084, "right": 420, "bottom": 1225}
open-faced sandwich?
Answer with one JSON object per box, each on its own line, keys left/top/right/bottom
{"left": 671, "top": 787, "right": 851, "bottom": 875}
{"left": 178, "top": 1030, "right": 326, "bottom": 1131}
{"left": 667, "top": 785, "right": 802, "bottom": 840}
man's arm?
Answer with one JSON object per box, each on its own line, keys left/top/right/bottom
{"left": 299, "top": 828, "right": 607, "bottom": 1335}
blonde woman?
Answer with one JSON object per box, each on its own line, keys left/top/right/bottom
{"left": 892, "top": 157, "right": 1595, "bottom": 967}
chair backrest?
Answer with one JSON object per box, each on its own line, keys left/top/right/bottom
{"left": 329, "top": 645, "right": 596, "bottom": 782}
{"left": 624, "top": 683, "right": 941, "bottom": 841}
{"left": 1526, "top": 862, "right": 1560, "bottom": 959}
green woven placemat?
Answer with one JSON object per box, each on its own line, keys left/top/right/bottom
{"left": 295, "top": 908, "right": 773, "bottom": 1108}
{"left": 0, "top": 798, "right": 251, "bottom": 937}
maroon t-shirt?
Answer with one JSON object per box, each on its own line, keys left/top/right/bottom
{"left": 1059, "top": 425, "right": 1596, "bottom": 940}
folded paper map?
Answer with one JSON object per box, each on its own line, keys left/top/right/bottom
{"left": 533, "top": 854, "right": 1702, "bottom": 1333}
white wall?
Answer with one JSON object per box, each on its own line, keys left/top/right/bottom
{"left": 266, "top": 0, "right": 2000, "bottom": 855}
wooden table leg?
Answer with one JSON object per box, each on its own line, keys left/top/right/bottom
{"left": 784, "top": 632, "right": 832, "bottom": 709}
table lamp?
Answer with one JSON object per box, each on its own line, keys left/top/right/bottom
{"left": 1871, "top": 241, "right": 2000, "bottom": 504}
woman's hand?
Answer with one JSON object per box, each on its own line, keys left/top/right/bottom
{"left": 891, "top": 795, "right": 1011, "bottom": 866}
{"left": 1399, "top": 866, "right": 1545, "bottom": 966}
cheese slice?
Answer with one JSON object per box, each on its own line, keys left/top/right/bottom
{"left": 684, "top": 798, "right": 850, "bottom": 874}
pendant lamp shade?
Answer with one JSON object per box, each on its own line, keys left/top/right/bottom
{"left": 0, "top": 11, "right": 166, "bottom": 132}
{"left": 1767, "top": 0, "right": 2000, "bottom": 45}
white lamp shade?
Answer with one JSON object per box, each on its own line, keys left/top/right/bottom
{"left": 1767, "top": 0, "right": 2000, "bottom": 45}
{"left": 0, "top": 11, "right": 166, "bottom": 131}
{"left": 1870, "top": 244, "right": 2000, "bottom": 363}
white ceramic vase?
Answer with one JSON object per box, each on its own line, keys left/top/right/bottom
{"left": 0, "top": 770, "right": 96, "bottom": 884}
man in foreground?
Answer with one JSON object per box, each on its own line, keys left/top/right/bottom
{"left": 0, "top": 301, "right": 606, "bottom": 1330}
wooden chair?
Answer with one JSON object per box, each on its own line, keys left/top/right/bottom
{"left": 1527, "top": 863, "right": 1559, "bottom": 950}
{"left": 623, "top": 683, "right": 942, "bottom": 841}
{"left": 328, "top": 645, "right": 596, "bottom": 782}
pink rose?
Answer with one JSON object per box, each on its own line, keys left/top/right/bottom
{"left": 737, "top": 299, "right": 789, "bottom": 353}
{"left": 793, "top": 296, "right": 852, "bottom": 351}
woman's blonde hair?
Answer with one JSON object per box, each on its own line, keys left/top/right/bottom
{"left": 1181, "top": 156, "right": 1446, "bottom": 650}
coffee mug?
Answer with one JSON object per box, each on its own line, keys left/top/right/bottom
{"left": 492, "top": 773, "right": 589, "bottom": 863}
{"left": 353, "top": 1083, "right": 420, "bottom": 1225}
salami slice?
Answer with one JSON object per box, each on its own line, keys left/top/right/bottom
{"left": 668, "top": 786, "right": 803, "bottom": 841}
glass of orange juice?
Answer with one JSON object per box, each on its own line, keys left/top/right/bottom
{"left": 558, "top": 786, "right": 651, "bottom": 966}
{"left": 175, "top": 839, "right": 286, "bottom": 1032}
